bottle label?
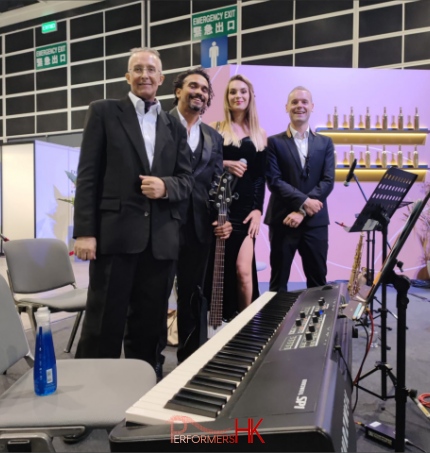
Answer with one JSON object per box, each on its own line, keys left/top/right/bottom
{"left": 46, "top": 368, "right": 53, "bottom": 384}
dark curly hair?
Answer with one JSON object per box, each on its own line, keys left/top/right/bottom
{"left": 172, "top": 67, "right": 214, "bottom": 111}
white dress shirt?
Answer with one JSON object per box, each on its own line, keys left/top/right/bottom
{"left": 290, "top": 124, "right": 310, "bottom": 168}
{"left": 128, "top": 91, "right": 161, "bottom": 169}
{"left": 177, "top": 109, "right": 202, "bottom": 151}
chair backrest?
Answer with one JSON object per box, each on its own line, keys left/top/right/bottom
{"left": 4, "top": 239, "right": 76, "bottom": 294}
{"left": 0, "top": 275, "right": 31, "bottom": 374}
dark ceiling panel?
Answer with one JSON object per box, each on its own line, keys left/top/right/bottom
{"left": 0, "top": 0, "right": 38, "bottom": 14}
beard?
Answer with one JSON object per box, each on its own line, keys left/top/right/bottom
{"left": 188, "top": 95, "right": 206, "bottom": 113}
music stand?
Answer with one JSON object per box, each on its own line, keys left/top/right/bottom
{"left": 362, "top": 189, "right": 430, "bottom": 451}
{"left": 346, "top": 167, "right": 417, "bottom": 400}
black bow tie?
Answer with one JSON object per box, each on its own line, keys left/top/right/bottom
{"left": 144, "top": 100, "right": 157, "bottom": 113}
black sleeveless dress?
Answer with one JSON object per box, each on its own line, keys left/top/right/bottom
{"left": 205, "top": 137, "right": 266, "bottom": 320}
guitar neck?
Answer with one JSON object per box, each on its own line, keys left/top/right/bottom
{"left": 209, "top": 213, "right": 226, "bottom": 328}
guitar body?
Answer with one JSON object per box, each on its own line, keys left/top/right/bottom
{"left": 207, "top": 318, "right": 228, "bottom": 339}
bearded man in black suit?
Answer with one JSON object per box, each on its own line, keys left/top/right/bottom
{"left": 164, "top": 67, "right": 231, "bottom": 364}
{"left": 264, "top": 86, "right": 335, "bottom": 292}
{"left": 73, "top": 47, "right": 193, "bottom": 368}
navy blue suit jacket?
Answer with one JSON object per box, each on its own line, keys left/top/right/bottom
{"left": 264, "top": 128, "right": 335, "bottom": 228}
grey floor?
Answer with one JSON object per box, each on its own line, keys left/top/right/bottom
{"left": 1, "top": 258, "right": 430, "bottom": 452}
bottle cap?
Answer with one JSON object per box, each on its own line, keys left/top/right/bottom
{"left": 35, "top": 306, "right": 50, "bottom": 322}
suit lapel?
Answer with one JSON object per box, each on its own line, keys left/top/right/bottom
{"left": 284, "top": 128, "right": 302, "bottom": 173}
{"left": 152, "top": 110, "right": 173, "bottom": 173}
{"left": 307, "top": 129, "right": 316, "bottom": 162}
{"left": 195, "top": 124, "right": 212, "bottom": 177}
{"left": 169, "top": 107, "right": 211, "bottom": 177}
{"left": 118, "top": 97, "right": 151, "bottom": 174}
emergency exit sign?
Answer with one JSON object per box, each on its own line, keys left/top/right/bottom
{"left": 35, "top": 42, "right": 67, "bottom": 70}
{"left": 192, "top": 5, "right": 237, "bottom": 41}
{"left": 41, "top": 21, "right": 57, "bottom": 34}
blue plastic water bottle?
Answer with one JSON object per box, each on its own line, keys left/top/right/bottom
{"left": 34, "top": 307, "right": 57, "bottom": 396}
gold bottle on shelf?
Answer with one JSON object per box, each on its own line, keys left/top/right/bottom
{"left": 327, "top": 114, "right": 333, "bottom": 128}
{"left": 349, "top": 145, "right": 355, "bottom": 166}
{"left": 391, "top": 115, "right": 397, "bottom": 129}
{"left": 358, "top": 115, "right": 365, "bottom": 129}
{"left": 390, "top": 152, "right": 397, "bottom": 167}
{"left": 349, "top": 107, "right": 355, "bottom": 130}
{"left": 375, "top": 151, "right": 381, "bottom": 167}
{"left": 334, "top": 147, "right": 337, "bottom": 167}
{"left": 407, "top": 115, "right": 413, "bottom": 129}
{"left": 397, "top": 146, "right": 403, "bottom": 168}
{"left": 413, "top": 146, "right": 419, "bottom": 168}
{"left": 364, "top": 146, "right": 371, "bottom": 168}
{"left": 375, "top": 115, "right": 382, "bottom": 129}
{"left": 414, "top": 107, "right": 420, "bottom": 130}
{"left": 365, "top": 107, "right": 371, "bottom": 129}
{"left": 343, "top": 114, "right": 349, "bottom": 129}
{"left": 343, "top": 151, "right": 349, "bottom": 166}
{"left": 333, "top": 106, "right": 339, "bottom": 129}
{"left": 382, "top": 107, "right": 388, "bottom": 130}
{"left": 359, "top": 151, "right": 365, "bottom": 167}
{"left": 398, "top": 107, "right": 404, "bottom": 130}
{"left": 407, "top": 151, "right": 413, "bottom": 167}
{"left": 381, "top": 145, "right": 388, "bottom": 168}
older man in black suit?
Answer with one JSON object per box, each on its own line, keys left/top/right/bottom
{"left": 165, "top": 67, "right": 231, "bottom": 364}
{"left": 264, "top": 86, "right": 335, "bottom": 292}
{"left": 73, "top": 47, "right": 193, "bottom": 367}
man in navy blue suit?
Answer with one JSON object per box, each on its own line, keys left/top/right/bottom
{"left": 264, "top": 86, "right": 335, "bottom": 292}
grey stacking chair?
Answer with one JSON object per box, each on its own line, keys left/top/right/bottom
{"left": 3, "top": 238, "right": 86, "bottom": 353}
{"left": 0, "top": 274, "right": 156, "bottom": 452}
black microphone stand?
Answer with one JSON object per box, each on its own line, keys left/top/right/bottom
{"left": 361, "top": 191, "right": 430, "bottom": 452}
{"left": 350, "top": 168, "right": 416, "bottom": 404}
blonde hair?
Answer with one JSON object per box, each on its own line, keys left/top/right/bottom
{"left": 219, "top": 74, "right": 265, "bottom": 151}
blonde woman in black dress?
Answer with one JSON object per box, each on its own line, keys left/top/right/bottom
{"left": 209, "top": 74, "right": 267, "bottom": 320}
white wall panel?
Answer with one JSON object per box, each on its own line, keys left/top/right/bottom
{"left": 2, "top": 143, "right": 35, "bottom": 240}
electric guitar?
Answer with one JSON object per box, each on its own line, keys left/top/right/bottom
{"left": 180, "top": 171, "right": 234, "bottom": 361}
{"left": 207, "top": 171, "right": 234, "bottom": 338}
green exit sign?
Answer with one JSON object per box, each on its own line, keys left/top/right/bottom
{"left": 41, "top": 21, "right": 57, "bottom": 34}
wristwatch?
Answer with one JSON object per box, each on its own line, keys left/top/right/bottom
{"left": 299, "top": 207, "right": 306, "bottom": 217}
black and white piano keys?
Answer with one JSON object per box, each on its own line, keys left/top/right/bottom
{"left": 111, "top": 285, "right": 357, "bottom": 452}
{"left": 126, "top": 291, "right": 290, "bottom": 424}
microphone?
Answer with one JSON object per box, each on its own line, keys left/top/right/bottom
{"left": 344, "top": 159, "right": 357, "bottom": 187}
{"left": 230, "top": 158, "right": 247, "bottom": 192}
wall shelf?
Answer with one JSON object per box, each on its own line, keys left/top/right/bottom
{"left": 316, "top": 128, "right": 429, "bottom": 145}
{"left": 335, "top": 165, "right": 427, "bottom": 182}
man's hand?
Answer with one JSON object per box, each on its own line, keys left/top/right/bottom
{"left": 74, "top": 236, "right": 97, "bottom": 260}
{"left": 303, "top": 198, "right": 323, "bottom": 216}
{"left": 212, "top": 220, "right": 232, "bottom": 240}
{"left": 140, "top": 175, "right": 167, "bottom": 199}
{"left": 243, "top": 209, "right": 262, "bottom": 238}
{"left": 283, "top": 212, "right": 305, "bottom": 228}
{"left": 224, "top": 159, "right": 247, "bottom": 178}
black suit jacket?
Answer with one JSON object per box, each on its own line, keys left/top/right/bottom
{"left": 264, "top": 128, "right": 335, "bottom": 228}
{"left": 73, "top": 97, "right": 193, "bottom": 260}
{"left": 170, "top": 107, "right": 223, "bottom": 244}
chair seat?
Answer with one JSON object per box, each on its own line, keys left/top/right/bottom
{"left": 0, "top": 359, "right": 156, "bottom": 429}
{"left": 15, "top": 288, "right": 87, "bottom": 312}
